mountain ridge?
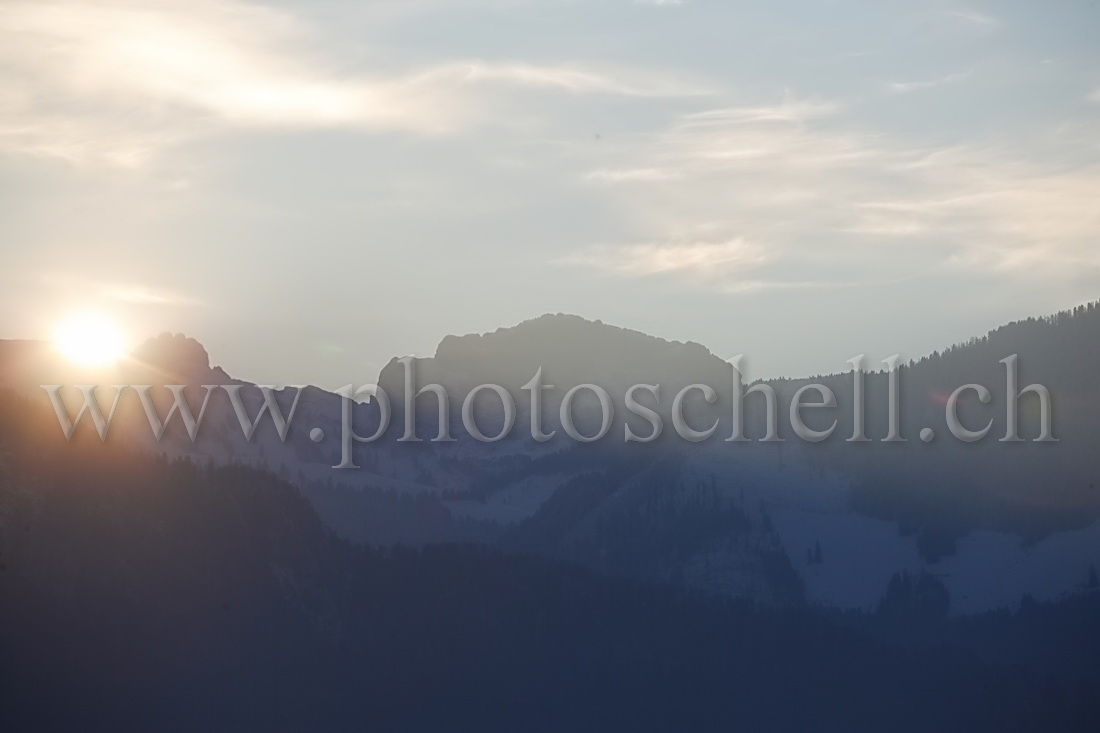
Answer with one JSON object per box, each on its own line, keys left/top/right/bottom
{"left": 3, "top": 301, "right": 1099, "bottom": 613}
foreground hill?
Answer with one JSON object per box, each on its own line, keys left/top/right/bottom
{"left": 2, "top": 387, "right": 1098, "bottom": 732}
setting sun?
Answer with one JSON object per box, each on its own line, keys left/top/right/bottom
{"left": 54, "top": 312, "right": 128, "bottom": 367}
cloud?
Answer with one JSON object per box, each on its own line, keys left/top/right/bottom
{"left": 657, "top": 96, "right": 879, "bottom": 175}
{"left": 98, "top": 284, "right": 204, "bottom": 307}
{"left": 585, "top": 168, "right": 680, "bottom": 183}
{"left": 2, "top": 1, "right": 380, "bottom": 124}
{"left": 886, "top": 71, "right": 970, "bottom": 94}
{"left": 404, "top": 61, "right": 715, "bottom": 98}
{"left": 0, "top": 0, "right": 709, "bottom": 165}
{"left": 560, "top": 233, "right": 877, "bottom": 294}
{"left": 36, "top": 272, "right": 204, "bottom": 307}
{"left": 35, "top": 270, "right": 206, "bottom": 310}
{"left": 947, "top": 9, "right": 999, "bottom": 27}
{"left": 720, "top": 279, "right": 867, "bottom": 295}
{"left": 562, "top": 238, "right": 767, "bottom": 279}
{"left": 561, "top": 91, "right": 1100, "bottom": 291}
{"left": 679, "top": 96, "right": 839, "bottom": 125}
{"left": 0, "top": 0, "right": 383, "bottom": 164}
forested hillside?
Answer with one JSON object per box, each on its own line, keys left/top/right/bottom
{"left": 2, "top": 388, "right": 1099, "bottom": 731}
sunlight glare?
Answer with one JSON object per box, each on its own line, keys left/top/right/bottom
{"left": 54, "top": 313, "right": 128, "bottom": 367}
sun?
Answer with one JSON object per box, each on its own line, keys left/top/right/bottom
{"left": 54, "top": 312, "right": 128, "bottom": 367}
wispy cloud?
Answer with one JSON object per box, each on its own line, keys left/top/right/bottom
{"left": 561, "top": 238, "right": 767, "bottom": 280}
{"left": 561, "top": 90, "right": 1100, "bottom": 291}
{"left": 585, "top": 168, "right": 680, "bottom": 183}
{"left": 886, "top": 71, "right": 970, "bottom": 94}
{"left": 36, "top": 272, "right": 204, "bottom": 308}
{"left": 679, "top": 95, "right": 839, "bottom": 125}
{"left": 98, "top": 284, "right": 204, "bottom": 307}
{"left": 405, "top": 61, "right": 715, "bottom": 98}
{"left": 947, "top": 9, "right": 999, "bottom": 27}
{"left": 721, "top": 279, "right": 868, "bottom": 295}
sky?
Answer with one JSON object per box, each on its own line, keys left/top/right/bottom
{"left": 1, "top": 0, "right": 1098, "bottom": 388}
